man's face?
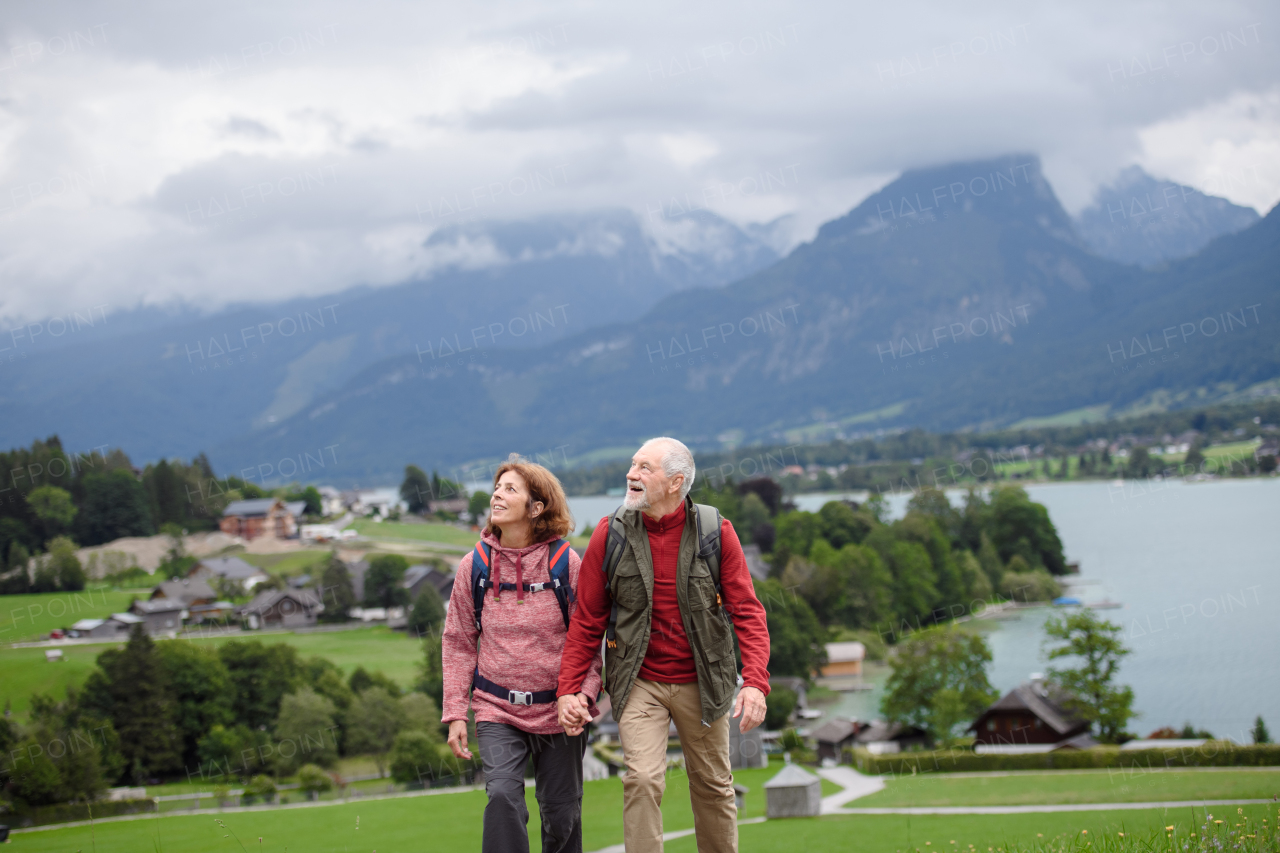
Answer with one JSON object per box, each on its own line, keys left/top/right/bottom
{"left": 623, "top": 443, "right": 673, "bottom": 510}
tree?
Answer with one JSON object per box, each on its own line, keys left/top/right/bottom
{"left": 344, "top": 687, "right": 406, "bottom": 777}
{"left": 45, "top": 536, "right": 86, "bottom": 591}
{"left": 389, "top": 730, "right": 441, "bottom": 785}
{"left": 1252, "top": 715, "right": 1271, "bottom": 744}
{"left": 304, "top": 656, "right": 355, "bottom": 715}
{"left": 407, "top": 583, "right": 446, "bottom": 638}
{"left": 881, "top": 626, "right": 997, "bottom": 747}
{"left": 999, "top": 564, "right": 1061, "bottom": 602}
{"left": 1043, "top": 609, "right": 1136, "bottom": 743}
{"left": 1126, "top": 447, "right": 1152, "bottom": 479}
{"left": 75, "top": 469, "right": 155, "bottom": 545}
{"left": 27, "top": 485, "right": 77, "bottom": 539}
{"left": 363, "top": 554, "right": 410, "bottom": 608}
{"left": 285, "top": 486, "right": 323, "bottom": 516}
{"left": 156, "top": 640, "right": 234, "bottom": 769}
{"left": 401, "top": 465, "right": 431, "bottom": 514}
{"left": 218, "top": 640, "right": 304, "bottom": 730}
{"left": 297, "top": 763, "right": 334, "bottom": 799}
{"left": 906, "top": 488, "right": 957, "bottom": 543}
{"left": 23, "top": 691, "right": 112, "bottom": 802}
{"left": 399, "top": 692, "right": 442, "bottom": 736}
{"left": 317, "top": 552, "right": 355, "bottom": 622}
{"left": 416, "top": 633, "right": 444, "bottom": 707}
{"left": 976, "top": 531, "right": 1004, "bottom": 590}
{"left": 817, "top": 500, "right": 873, "bottom": 549}
{"left": 986, "top": 485, "right": 1066, "bottom": 575}
{"left": 467, "top": 489, "right": 490, "bottom": 522}
{"left": 273, "top": 687, "right": 340, "bottom": 773}
{"left": 349, "top": 665, "right": 402, "bottom": 697}
{"left": 79, "top": 623, "right": 181, "bottom": 782}
{"left": 753, "top": 578, "right": 827, "bottom": 679}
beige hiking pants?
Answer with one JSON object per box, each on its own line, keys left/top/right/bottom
{"left": 617, "top": 678, "right": 737, "bottom": 853}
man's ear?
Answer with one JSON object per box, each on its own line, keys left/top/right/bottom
{"left": 669, "top": 474, "right": 684, "bottom": 496}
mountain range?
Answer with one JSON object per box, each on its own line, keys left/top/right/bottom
{"left": 1075, "top": 165, "right": 1260, "bottom": 267}
{"left": 1, "top": 159, "right": 1272, "bottom": 486}
{"left": 0, "top": 209, "right": 779, "bottom": 463}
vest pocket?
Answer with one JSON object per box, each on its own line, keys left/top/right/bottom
{"left": 612, "top": 564, "right": 647, "bottom": 610}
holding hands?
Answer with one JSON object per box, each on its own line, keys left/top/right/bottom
{"left": 557, "top": 693, "right": 592, "bottom": 735}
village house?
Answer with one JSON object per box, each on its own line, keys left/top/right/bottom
{"left": 129, "top": 599, "right": 186, "bottom": 635}
{"left": 820, "top": 641, "right": 866, "bottom": 678}
{"left": 812, "top": 718, "right": 862, "bottom": 763}
{"left": 403, "top": 563, "right": 455, "bottom": 602}
{"left": 855, "top": 720, "right": 930, "bottom": 754}
{"left": 969, "top": 678, "right": 1097, "bottom": 752}
{"left": 239, "top": 588, "right": 324, "bottom": 629}
{"left": 150, "top": 577, "right": 217, "bottom": 607}
{"left": 188, "top": 556, "right": 269, "bottom": 590}
{"left": 68, "top": 612, "right": 142, "bottom": 640}
{"left": 219, "top": 498, "right": 306, "bottom": 540}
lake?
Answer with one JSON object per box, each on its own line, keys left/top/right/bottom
{"left": 567, "top": 477, "right": 1279, "bottom": 739}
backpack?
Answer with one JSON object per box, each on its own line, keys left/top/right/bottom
{"left": 600, "top": 503, "right": 723, "bottom": 649}
{"left": 469, "top": 539, "right": 575, "bottom": 632}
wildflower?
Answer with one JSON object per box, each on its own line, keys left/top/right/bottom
{"left": 1118, "top": 833, "right": 1125, "bottom": 837}
{"left": 1166, "top": 827, "right": 1175, "bottom": 831}
{"left": 1082, "top": 831, "right": 1088, "bottom": 835}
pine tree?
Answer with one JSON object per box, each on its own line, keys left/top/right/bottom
{"left": 318, "top": 552, "right": 355, "bottom": 622}
{"left": 1253, "top": 715, "right": 1271, "bottom": 744}
{"left": 83, "top": 624, "right": 181, "bottom": 781}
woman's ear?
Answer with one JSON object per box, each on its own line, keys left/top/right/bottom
{"left": 531, "top": 501, "right": 544, "bottom": 518}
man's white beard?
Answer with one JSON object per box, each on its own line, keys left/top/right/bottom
{"left": 622, "top": 481, "right": 650, "bottom": 510}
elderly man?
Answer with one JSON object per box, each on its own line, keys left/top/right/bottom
{"left": 557, "top": 437, "right": 770, "bottom": 853}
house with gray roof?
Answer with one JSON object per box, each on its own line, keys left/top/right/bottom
{"left": 151, "top": 578, "right": 218, "bottom": 606}
{"left": 239, "top": 588, "right": 324, "bottom": 629}
{"left": 188, "top": 556, "right": 268, "bottom": 589}
{"left": 403, "top": 563, "right": 454, "bottom": 602}
{"left": 129, "top": 598, "right": 186, "bottom": 635}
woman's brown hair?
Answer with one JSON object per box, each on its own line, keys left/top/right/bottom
{"left": 485, "top": 459, "right": 574, "bottom": 544}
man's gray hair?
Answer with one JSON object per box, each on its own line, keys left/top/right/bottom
{"left": 642, "top": 437, "right": 696, "bottom": 500}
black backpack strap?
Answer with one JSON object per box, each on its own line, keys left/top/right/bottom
{"left": 470, "top": 541, "right": 492, "bottom": 632}
{"left": 600, "top": 509, "right": 628, "bottom": 649}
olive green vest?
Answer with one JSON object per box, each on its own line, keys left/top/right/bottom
{"left": 604, "top": 499, "right": 739, "bottom": 724}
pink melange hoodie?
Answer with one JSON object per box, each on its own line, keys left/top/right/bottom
{"left": 441, "top": 530, "right": 602, "bottom": 734}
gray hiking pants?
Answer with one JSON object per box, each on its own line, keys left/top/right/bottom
{"left": 476, "top": 721, "right": 588, "bottom": 853}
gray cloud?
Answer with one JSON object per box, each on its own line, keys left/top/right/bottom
{"left": 0, "top": 0, "right": 1276, "bottom": 323}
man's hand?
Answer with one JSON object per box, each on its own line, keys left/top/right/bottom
{"left": 557, "top": 693, "right": 590, "bottom": 736}
{"left": 447, "top": 720, "right": 472, "bottom": 759}
{"left": 732, "top": 686, "right": 767, "bottom": 733}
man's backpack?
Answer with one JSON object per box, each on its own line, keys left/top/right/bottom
{"left": 469, "top": 539, "right": 575, "bottom": 633}
{"left": 600, "top": 503, "right": 724, "bottom": 649}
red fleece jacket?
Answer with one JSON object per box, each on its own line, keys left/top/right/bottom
{"left": 558, "top": 502, "right": 771, "bottom": 697}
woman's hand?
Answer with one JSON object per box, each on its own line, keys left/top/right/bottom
{"left": 447, "top": 720, "right": 472, "bottom": 759}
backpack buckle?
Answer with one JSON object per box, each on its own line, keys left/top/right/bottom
{"left": 508, "top": 690, "right": 533, "bottom": 705}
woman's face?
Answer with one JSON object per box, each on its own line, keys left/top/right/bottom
{"left": 489, "top": 470, "right": 542, "bottom": 528}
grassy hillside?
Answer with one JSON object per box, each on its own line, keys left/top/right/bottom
{"left": 11, "top": 779, "right": 1271, "bottom": 852}
{"left": 0, "top": 589, "right": 148, "bottom": 643}
{"left": 855, "top": 768, "right": 1280, "bottom": 806}
{"left": 0, "top": 625, "right": 423, "bottom": 721}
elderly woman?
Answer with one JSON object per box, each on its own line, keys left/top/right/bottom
{"left": 442, "top": 458, "right": 601, "bottom": 853}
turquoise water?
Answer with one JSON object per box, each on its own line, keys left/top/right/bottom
{"left": 569, "top": 477, "right": 1280, "bottom": 738}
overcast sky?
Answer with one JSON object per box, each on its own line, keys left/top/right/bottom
{"left": 1, "top": 0, "right": 1276, "bottom": 323}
